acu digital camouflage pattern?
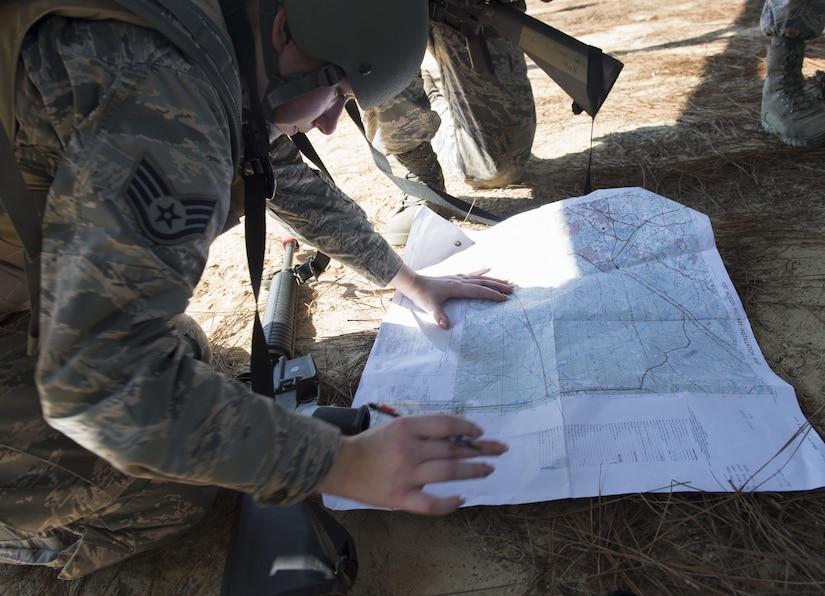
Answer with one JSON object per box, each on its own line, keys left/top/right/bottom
{"left": 265, "top": 129, "right": 404, "bottom": 285}
{"left": 364, "top": 2, "right": 536, "bottom": 189}
{"left": 761, "top": 0, "right": 825, "bottom": 38}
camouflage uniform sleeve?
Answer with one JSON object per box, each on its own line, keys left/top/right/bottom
{"left": 266, "top": 133, "right": 404, "bottom": 287}
{"left": 20, "top": 17, "right": 339, "bottom": 506}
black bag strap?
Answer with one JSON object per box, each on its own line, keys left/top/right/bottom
{"left": 310, "top": 499, "right": 359, "bottom": 587}
{"left": 0, "top": 125, "right": 42, "bottom": 260}
{"left": 0, "top": 122, "right": 45, "bottom": 350}
{"left": 220, "top": 0, "right": 276, "bottom": 397}
{"left": 290, "top": 132, "right": 334, "bottom": 180}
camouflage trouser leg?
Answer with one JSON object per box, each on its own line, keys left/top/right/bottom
{"left": 761, "top": 0, "right": 825, "bottom": 39}
{"left": 0, "top": 315, "right": 217, "bottom": 580}
{"left": 364, "top": 3, "right": 536, "bottom": 188}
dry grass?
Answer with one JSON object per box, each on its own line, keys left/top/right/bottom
{"left": 479, "top": 487, "right": 825, "bottom": 595}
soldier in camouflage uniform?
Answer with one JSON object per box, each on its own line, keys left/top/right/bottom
{"left": 761, "top": 0, "right": 825, "bottom": 146}
{"left": 364, "top": 0, "right": 537, "bottom": 246}
{"left": 0, "top": 0, "right": 510, "bottom": 579}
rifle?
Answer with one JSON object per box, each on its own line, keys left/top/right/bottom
{"left": 221, "top": 238, "right": 370, "bottom": 596}
{"left": 429, "top": 0, "right": 624, "bottom": 118}
{"left": 339, "top": 0, "right": 624, "bottom": 225}
{"left": 261, "top": 238, "right": 371, "bottom": 430}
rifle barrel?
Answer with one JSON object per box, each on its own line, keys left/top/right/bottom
{"left": 477, "top": 2, "right": 623, "bottom": 118}
{"left": 261, "top": 239, "right": 298, "bottom": 362}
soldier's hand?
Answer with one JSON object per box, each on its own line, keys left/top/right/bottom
{"left": 390, "top": 264, "right": 513, "bottom": 329}
{"left": 316, "top": 414, "right": 508, "bottom": 514}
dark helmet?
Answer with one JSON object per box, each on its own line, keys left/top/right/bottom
{"left": 282, "top": 0, "right": 429, "bottom": 109}
{"left": 257, "top": 0, "right": 428, "bottom": 115}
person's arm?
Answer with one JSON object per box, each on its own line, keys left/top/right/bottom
{"left": 267, "top": 134, "right": 404, "bottom": 286}
{"left": 26, "top": 18, "right": 339, "bottom": 506}
{"left": 267, "top": 135, "right": 513, "bottom": 326}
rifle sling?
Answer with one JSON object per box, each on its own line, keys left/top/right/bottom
{"left": 291, "top": 104, "right": 503, "bottom": 228}
{"left": 344, "top": 100, "right": 503, "bottom": 225}
{"left": 310, "top": 101, "right": 595, "bottom": 221}
{"left": 223, "top": 0, "right": 277, "bottom": 399}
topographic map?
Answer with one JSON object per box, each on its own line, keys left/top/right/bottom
{"left": 324, "top": 188, "right": 825, "bottom": 509}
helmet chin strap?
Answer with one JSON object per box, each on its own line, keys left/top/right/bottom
{"left": 258, "top": 0, "right": 346, "bottom": 120}
{"left": 261, "top": 64, "right": 346, "bottom": 120}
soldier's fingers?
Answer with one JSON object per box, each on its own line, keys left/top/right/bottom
{"left": 398, "top": 414, "right": 485, "bottom": 444}
{"left": 458, "top": 267, "right": 491, "bottom": 277}
{"left": 411, "top": 459, "right": 496, "bottom": 487}
{"left": 397, "top": 492, "right": 466, "bottom": 516}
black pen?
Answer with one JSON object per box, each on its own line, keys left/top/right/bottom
{"left": 367, "top": 403, "right": 481, "bottom": 450}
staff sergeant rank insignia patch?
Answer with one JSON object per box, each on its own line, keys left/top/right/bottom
{"left": 124, "top": 157, "right": 216, "bottom": 245}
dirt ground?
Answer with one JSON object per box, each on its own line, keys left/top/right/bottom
{"left": 4, "top": 0, "right": 825, "bottom": 594}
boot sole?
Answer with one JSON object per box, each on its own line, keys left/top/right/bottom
{"left": 386, "top": 231, "right": 409, "bottom": 247}
{"left": 761, "top": 117, "right": 825, "bottom": 148}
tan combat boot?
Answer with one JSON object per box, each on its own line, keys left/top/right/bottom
{"left": 761, "top": 37, "right": 825, "bottom": 147}
{"left": 385, "top": 141, "right": 448, "bottom": 246}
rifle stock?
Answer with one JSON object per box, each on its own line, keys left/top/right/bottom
{"left": 431, "top": 0, "right": 624, "bottom": 118}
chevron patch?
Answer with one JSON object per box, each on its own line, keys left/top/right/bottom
{"left": 124, "top": 157, "right": 217, "bottom": 245}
